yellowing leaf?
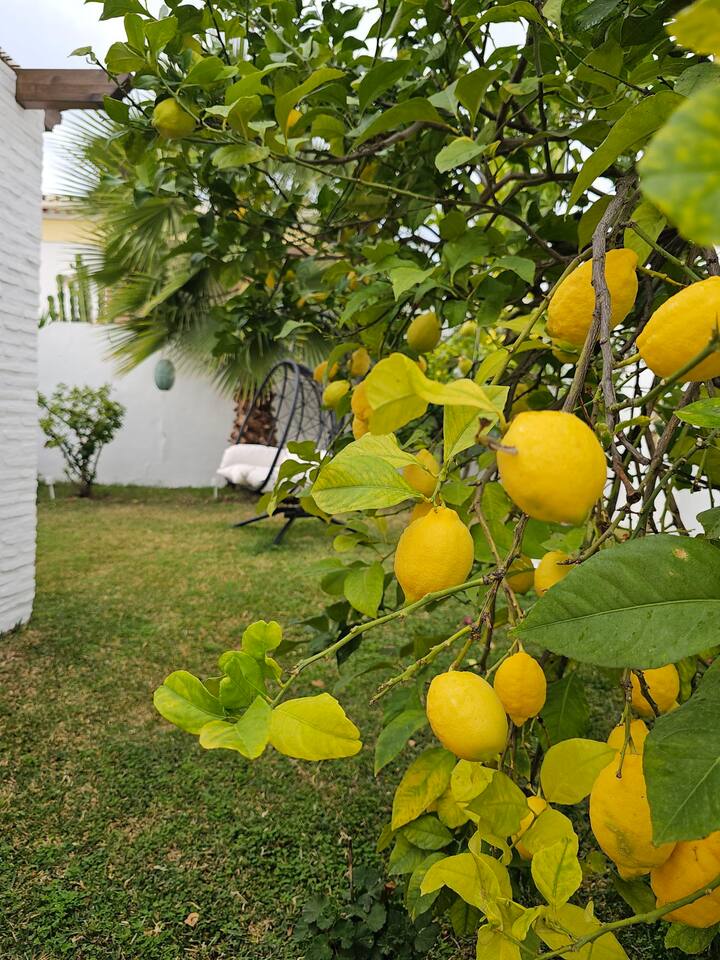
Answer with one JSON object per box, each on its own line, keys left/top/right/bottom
{"left": 467, "top": 770, "right": 528, "bottom": 836}
{"left": 268, "top": 693, "right": 362, "bottom": 760}
{"left": 153, "top": 670, "right": 224, "bottom": 734}
{"left": 670, "top": 0, "right": 720, "bottom": 57}
{"left": 311, "top": 446, "right": 418, "bottom": 514}
{"left": 365, "top": 353, "right": 505, "bottom": 434}
{"left": 540, "top": 739, "right": 615, "bottom": 804}
{"left": 531, "top": 838, "right": 583, "bottom": 907}
{"left": 476, "top": 926, "right": 522, "bottom": 960}
{"left": 392, "top": 748, "right": 455, "bottom": 829}
{"left": 450, "top": 760, "right": 494, "bottom": 803}
{"left": 521, "top": 809, "right": 578, "bottom": 858}
{"left": 348, "top": 432, "right": 418, "bottom": 468}
{"left": 444, "top": 405, "right": 482, "bottom": 463}
{"left": 536, "top": 903, "right": 629, "bottom": 959}
{"left": 420, "top": 851, "right": 508, "bottom": 918}
{"left": 198, "top": 696, "right": 272, "bottom": 758}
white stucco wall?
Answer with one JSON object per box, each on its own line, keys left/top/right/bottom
{"left": 37, "top": 324, "right": 234, "bottom": 487}
{"left": 0, "top": 58, "right": 43, "bottom": 633}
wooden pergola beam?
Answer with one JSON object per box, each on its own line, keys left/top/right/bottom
{"left": 14, "top": 69, "right": 127, "bottom": 130}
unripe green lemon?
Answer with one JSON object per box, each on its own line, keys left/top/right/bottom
{"left": 497, "top": 411, "right": 606, "bottom": 525}
{"left": 152, "top": 99, "right": 196, "bottom": 139}
{"left": 322, "top": 379, "right": 350, "bottom": 409}
{"left": 406, "top": 310, "right": 441, "bottom": 353}
{"left": 426, "top": 670, "right": 508, "bottom": 761}
{"left": 394, "top": 506, "right": 474, "bottom": 602}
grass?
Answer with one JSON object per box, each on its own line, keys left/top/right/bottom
{"left": 0, "top": 486, "right": 699, "bottom": 959}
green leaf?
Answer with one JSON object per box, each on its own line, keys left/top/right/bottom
{"left": 389, "top": 265, "right": 435, "bottom": 299}
{"left": 665, "top": 921, "right": 720, "bottom": 955}
{"left": 698, "top": 507, "right": 720, "bottom": 539}
{"left": 406, "top": 853, "right": 445, "bottom": 918}
{"left": 183, "top": 55, "right": 235, "bottom": 87}
{"left": 624, "top": 200, "right": 666, "bottom": 265}
{"left": 349, "top": 432, "right": 419, "bottom": 468}
{"left": 375, "top": 709, "right": 428, "bottom": 775}
{"left": 540, "top": 739, "right": 615, "bottom": 804}
{"left": 613, "top": 874, "right": 657, "bottom": 915}
{"left": 443, "top": 228, "right": 491, "bottom": 280}
{"left": 268, "top": 693, "right": 362, "bottom": 760}
{"left": 357, "top": 60, "right": 412, "bottom": 112}
{"left": 640, "top": 84, "right": 720, "bottom": 245}
{"left": 477, "top": 1, "right": 543, "bottom": 25}
{"left": 578, "top": 196, "right": 612, "bottom": 251}
{"left": 105, "top": 41, "right": 147, "bottom": 72}
{"left": 92, "top": 0, "right": 146, "bottom": 20}
{"left": 153, "top": 670, "right": 225, "bottom": 734}
{"left": 541, "top": 673, "right": 590, "bottom": 744}
{"left": 518, "top": 535, "right": 720, "bottom": 667}
{"left": 198, "top": 696, "right": 272, "bottom": 758}
{"left": 531, "top": 838, "right": 582, "bottom": 906}
{"left": 456, "top": 68, "right": 493, "bottom": 124}
{"left": 144, "top": 16, "right": 177, "bottom": 55}
{"left": 466, "top": 771, "right": 528, "bottom": 836}
{"left": 569, "top": 92, "right": 681, "bottom": 206}
{"left": 212, "top": 143, "right": 270, "bottom": 169}
{"left": 392, "top": 748, "right": 456, "bottom": 829}
{"left": 354, "top": 99, "right": 443, "bottom": 147}
{"left": 444, "top": 405, "right": 481, "bottom": 463}
{"left": 536, "top": 903, "right": 629, "bottom": 959}
{"left": 218, "top": 650, "right": 266, "bottom": 707}
{"left": 275, "top": 67, "right": 345, "bottom": 131}
{"left": 242, "top": 620, "right": 283, "bottom": 658}
{"left": 495, "top": 255, "right": 535, "bottom": 284}
{"left": 435, "top": 136, "right": 485, "bottom": 173}
{"left": 675, "top": 398, "right": 720, "bottom": 428}
{"left": 344, "top": 561, "right": 385, "bottom": 617}
{"left": 311, "top": 450, "right": 417, "bottom": 514}
{"left": 670, "top": 0, "right": 720, "bottom": 57}
{"left": 543, "top": 0, "right": 563, "bottom": 24}
{"left": 674, "top": 63, "right": 720, "bottom": 99}
{"left": 645, "top": 660, "right": 720, "bottom": 844}
{"left": 403, "top": 814, "right": 453, "bottom": 851}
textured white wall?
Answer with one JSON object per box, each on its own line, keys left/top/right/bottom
{"left": 0, "top": 59, "right": 44, "bottom": 633}
{"left": 38, "top": 324, "right": 234, "bottom": 488}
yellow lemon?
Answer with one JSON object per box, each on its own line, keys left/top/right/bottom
{"left": 351, "top": 380, "right": 371, "bottom": 420}
{"left": 402, "top": 449, "right": 439, "bottom": 498}
{"left": 426, "top": 671, "right": 508, "bottom": 761}
{"left": 630, "top": 665, "right": 679, "bottom": 717}
{"left": 286, "top": 107, "right": 302, "bottom": 132}
{"left": 416, "top": 356, "right": 428, "bottom": 373}
{"left": 323, "top": 380, "right": 350, "bottom": 409}
{"left": 349, "top": 347, "right": 371, "bottom": 378}
{"left": 352, "top": 416, "right": 368, "bottom": 440}
{"left": 314, "top": 359, "right": 339, "bottom": 383}
{"left": 394, "top": 506, "right": 474, "bottom": 602}
{"left": 153, "top": 99, "right": 196, "bottom": 139}
{"left": 497, "top": 411, "right": 606, "bottom": 525}
{"left": 409, "top": 500, "right": 433, "bottom": 523}
{"left": 493, "top": 652, "right": 547, "bottom": 726}
{"left": 457, "top": 356, "right": 473, "bottom": 376}
{"left": 534, "top": 551, "right": 572, "bottom": 596}
{"left": 407, "top": 310, "right": 441, "bottom": 353}
{"left": 637, "top": 277, "right": 720, "bottom": 382}
{"left": 547, "top": 248, "right": 638, "bottom": 347}
{"left": 589, "top": 752, "right": 675, "bottom": 879}
{"left": 514, "top": 795, "right": 549, "bottom": 860}
{"left": 606, "top": 719, "right": 649, "bottom": 753}
{"left": 460, "top": 320, "right": 477, "bottom": 338}
{"left": 505, "top": 556, "right": 535, "bottom": 595}
{"left": 651, "top": 833, "right": 720, "bottom": 928}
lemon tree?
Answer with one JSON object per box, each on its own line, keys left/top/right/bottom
{"left": 80, "top": 0, "right": 720, "bottom": 956}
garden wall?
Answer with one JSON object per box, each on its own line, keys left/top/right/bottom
{"left": 0, "top": 56, "right": 43, "bottom": 633}
{"left": 37, "top": 324, "right": 234, "bottom": 488}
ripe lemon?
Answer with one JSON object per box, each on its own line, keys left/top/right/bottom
{"left": 606, "top": 719, "right": 649, "bottom": 753}
{"left": 152, "top": 99, "right": 196, "bottom": 139}
{"left": 514, "top": 795, "right": 549, "bottom": 860}
{"left": 407, "top": 310, "right": 441, "bottom": 353}
{"left": 589, "top": 752, "right": 675, "bottom": 878}
{"left": 534, "top": 551, "right": 572, "bottom": 596}
{"left": 547, "top": 248, "right": 638, "bottom": 347}
{"left": 403, "top": 449, "right": 439, "bottom": 498}
{"left": 493, "top": 651, "right": 547, "bottom": 726}
{"left": 409, "top": 500, "right": 433, "bottom": 523}
{"left": 497, "top": 411, "right": 606, "bottom": 525}
{"left": 637, "top": 277, "right": 720, "bottom": 382}
{"left": 349, "top": 347, "right": 371, "bottom": 378}
{"left": 286, "top": 107, "right": 302, "bottom": 132}
{"left": 352, "top": 417, "right": 368, "bottom": 440}
{"left": 394, "top": 506, "right": 474, "bottom": 602}
{"left": 323, "top": 380, "right": 350, "bottom": 409}
{"left": 426, "top": 670, "right": 508, "bottom": 761}
{"left": 314, "top": 359, "right": 339, "bottom": 383}
{"left": 351, "top": 380, "right": 371, "bottom": 420}
{"left": 457, "top": 356, "right": 473, "bottom": 376}
{"left": 505, "top": 556, "right": 535, "bottom": 595}
{"left": 630, "top": 665, "right": 679, "bottom": 717}
{"left": 651, "top": 833, "right": 720, "bottom": 927}
{"left": 416, "top": 356, "right": 428, "bottom": 373}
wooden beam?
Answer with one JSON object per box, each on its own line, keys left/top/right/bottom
{"left": 15, "top": 68, "right": 124, "bottom": 111}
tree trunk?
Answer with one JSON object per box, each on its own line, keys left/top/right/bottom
{"left": 230, "top": 390, "right": 277, "bottom": 445}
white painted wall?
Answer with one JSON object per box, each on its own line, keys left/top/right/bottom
{"left": 0, "top": 58, "right": 44, "bottom": 633}
{"left": 37, "top": 324, "right": 234, "bottom": 488}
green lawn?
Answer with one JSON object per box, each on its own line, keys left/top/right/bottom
{"left": 0, "top": 487, "right": 690, "bottom": 959}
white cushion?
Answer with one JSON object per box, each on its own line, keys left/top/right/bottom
{"left": 216, "top": 444, "right": 289, "bottom": 492}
